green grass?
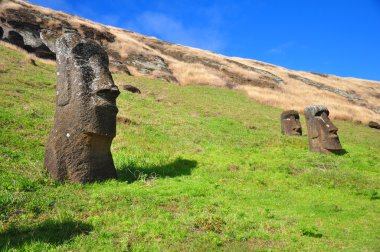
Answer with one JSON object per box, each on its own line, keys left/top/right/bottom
{"left": 0, "top": 44, "right": 379, "bottom": 251}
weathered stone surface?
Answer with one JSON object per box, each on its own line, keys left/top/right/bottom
{"left": 309, "top": 72, "right": 329, "bottom": 78}
{"left": 80, "top": 24, "right": 116, "bottom": 44}
{"left": 120, "top": 84, "right": 141, "bottom": 94}
{"left": 225, "top": 59, "right": 285, "bottom": 86}
{"left": 43, "top": 30, "right": 120, "bottom": 183}
{"left": 109, "top": 60, "right": 131, "bottom": 75}
{"left": 0, "top": 11, "right": 56, "bottom": 60}
{"left": 289, "top": 74, "right": 362, "bottom": 101}
{"left": 125, "top": 53, "right": 178, "bottom": 83}
{"left": 371, "top": 107, "right": 380, "bottom": 114}
{"left": 281, "top": 110, "right": 302, "bottom": 136}
{"left": 0, "top": 6, "right": 115, "bottom": 61}
{"left": 304, "top": 105, "right": 342, "bottom": 154}
{"left": 368, "top": 121, "right": 380, "bottom": 129}
{"left": 7, "top": 30, "right": 24, "bottom": 47}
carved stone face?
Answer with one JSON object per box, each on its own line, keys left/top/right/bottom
{"left": 304, "top": 105, "right": 342, "bottom": 153}
{"left": 55, "top": 32, "right": 120, "bottom": 137}
{"left": 281, "top": 110, "right": 302, "bottom": 136}
{"left": 43, "top": 31, "right": 119, "bottom": 183}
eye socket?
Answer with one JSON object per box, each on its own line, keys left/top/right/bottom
{"left": 315, "top": 110, "right": 329, "bottom": 117}
{"left": 283, "top": 115, "right": 296, "bottom": 120}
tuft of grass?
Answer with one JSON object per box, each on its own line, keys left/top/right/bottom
{"left": 0, "top": 44, "right": 380, "bottom": 251}
{"left": 301, "top": 226, "right": 323, "bottom": 238}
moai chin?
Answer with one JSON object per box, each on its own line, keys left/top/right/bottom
{"left": 281, "top": 110, "right": 302, "bottom": 136}
{"left": 42, "top": 30, "right": 120, "bottom": 183}
{"left": 304, "top": 105, "right": 342, "bottom": 154}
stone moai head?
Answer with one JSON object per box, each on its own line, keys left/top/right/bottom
{"left": 281, "top": 110, "right": 302, "bottom": 136}
{"left": 304, "top": 105, "right": 342, "bottom": 154}
{"left": 43, "top": 30, "right": 120, "bottom": 183}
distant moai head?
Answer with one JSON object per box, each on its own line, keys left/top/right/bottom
{"left": 304, "top": 105, "right": 342, "bottom": 153}
{"left": 281, "top": 110, "right": 302, "bottom": 136}
{"left": 43, "top": 30, "right": 120, "bottom": 183}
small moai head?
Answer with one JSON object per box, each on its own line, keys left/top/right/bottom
{"left": 281, "top": 110, "right": 302, "bottom": 136}
{"left": 304, "top": 105, "right": 342, "bottom": 153}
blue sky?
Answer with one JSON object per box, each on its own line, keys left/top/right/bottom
{"left": 29, "top": 0, "right": 380, "bottom": 81}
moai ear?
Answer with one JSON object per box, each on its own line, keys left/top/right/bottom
{"left": 309, "top": 118, "right": 319, "bottom": 138}
{"left": 53, "top": 32, "right": 82, "bottom": 106}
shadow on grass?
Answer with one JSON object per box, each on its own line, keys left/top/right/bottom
{"left": 0, "top": 219, "right": 93, "bottom": 250}
{"left": 332, "top": 149, "right": 348, "bottom": 156}
{"left": 117, "top": 157, "right": 198, "bottom": 183}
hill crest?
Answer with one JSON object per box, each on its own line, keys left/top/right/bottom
{"left": 0, "top": 0, "right": 379, "bottom": 123}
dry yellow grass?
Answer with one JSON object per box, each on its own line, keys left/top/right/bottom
{"left": 2, "top": 0, "right": 380, "bottom": 124}
{"left": 170, "top": 61, "right": 226, "bottom": 86}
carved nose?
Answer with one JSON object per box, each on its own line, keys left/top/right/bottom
{"left": 329, "top": 128, "right": 338, "bottom": 134}
{"left": 96, "top": 87, "right": 120, "bottom": 98}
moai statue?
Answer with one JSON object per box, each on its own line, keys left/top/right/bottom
{"left": 281, "top": 110, "right": 302, "bottom": 136}
{"left": 304, "top": 105, "right": 342, "bottom": 154}
{"left": 42, "top": 30, "right": 120, "bottom": 183}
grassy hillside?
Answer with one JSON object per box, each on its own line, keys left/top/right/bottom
{"left": 0, "top": 44, "right": 379, "bottom": 251}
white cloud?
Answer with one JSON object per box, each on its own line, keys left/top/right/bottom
{"left": 125, "top": 12, "right": 226, "bottom": 52}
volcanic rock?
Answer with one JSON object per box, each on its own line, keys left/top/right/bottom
{"left": 120, "top": 84, "right": 141, "bottom": 94}
{"left": 368, "top": 121, "right": 380, "bottom": 129}
{"left": 43, "top": 30, "right": 120, "bottom": 183}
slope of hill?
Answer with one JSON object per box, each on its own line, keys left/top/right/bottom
{"left": 1, "top": 41, "right": 380, "bottom": 250}
{"left": 0, "top": 0, "right": 379, "bottom": 124}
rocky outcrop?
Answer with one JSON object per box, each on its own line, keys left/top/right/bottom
{"left": 125, "top": 53, "right": 178, "bottom": 83}
{"left": 368, "top": 121, "right": 380, "bottom": 129}
{"left": 0, "top": 4, "right": 67, "bottom": 59}
{"left": 0, "top": 17, "right": 55, "bottom": 59}
{"left": 79, "top": 24, "right": 115, "bottom": 44}
{"left": 225, "top": 59, "right": 284, "bottom": 86}
{"left": 0, "top": 1, "right": 118, "bottom": 62}
{"left": 309, "top": 72, "right": 329, "bottom": 78}
{"left": 120, "top": 84, "right": 141, "bottom": 94}
{"left": 288, "top": 74, "right": 361, "bottom": 101}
